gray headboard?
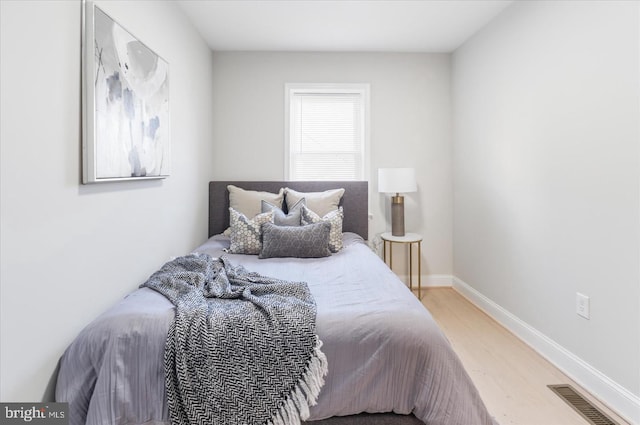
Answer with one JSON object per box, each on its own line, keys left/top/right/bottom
{"left": 209, "top": 181, "right": 369, "bottom": 240}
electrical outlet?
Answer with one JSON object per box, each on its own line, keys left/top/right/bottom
{"left": 576, "top": 293, "right": 590, "bottom": 319}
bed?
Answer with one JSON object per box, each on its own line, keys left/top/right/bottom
{"left": 55, "top": 181, "right": 497, "bottom": 425}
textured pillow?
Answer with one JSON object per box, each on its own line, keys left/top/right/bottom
{"left": 227, "top": 208, "right": 274, "bottom": 255}
{"left": 259, "top": 221, "right": 331, "bottom": 259}
{"left": 285, "top": 188, "right": 344, "bottom": 217}
{"left": 261, "top": 198, "right": 305, "bottom": 227}
{"left": 228, "top": 185, "right": 284, "bottom": 219}
{"left": 301, "top": 205, "right": 344, "bottom": 253}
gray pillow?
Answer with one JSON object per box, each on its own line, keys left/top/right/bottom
{"left": 259, "top": 221, "right": 331, "bottom": 259}
{"left": 261, "top": 198, "right": 305, "bottom": 226}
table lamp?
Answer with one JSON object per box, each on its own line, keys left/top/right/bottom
{"left": 378, "top": 168, "right": 417, "bottom": 236}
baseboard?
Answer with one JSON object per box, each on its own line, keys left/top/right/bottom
{"left": 425, "top": 274, "right": 453, "bottom": 287}
{"left": 452, "top": 276, "right": 640, "bottom": 425}
{"left": 395, "top": 274, "right": 453, "bottom": 288}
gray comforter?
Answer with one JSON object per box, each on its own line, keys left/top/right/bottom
{"left": 56, "top": 233, "right": 498, "bottom": 425}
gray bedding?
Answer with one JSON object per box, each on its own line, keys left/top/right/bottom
{"left": 55, "top": 233, "right": 497, "bottom": 425}
{"left": 141, "top": 254, "right": 327, "bottom": 425}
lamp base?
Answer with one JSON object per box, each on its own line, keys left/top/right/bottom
{"left": 391, "top": 195, "right": 405, "bottom": 236}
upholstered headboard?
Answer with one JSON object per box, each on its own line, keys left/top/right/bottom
{"left": 208, "top": 181, "right": 369, "bottom": 240}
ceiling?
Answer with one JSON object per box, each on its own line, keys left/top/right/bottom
{"left": 177, "top": 0, "right": 513, "bottom": 53}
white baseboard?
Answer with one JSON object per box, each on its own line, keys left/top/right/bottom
{"left": 452, "top": 276, "right": 640, "bottom": 425}
{"left": 425, "top": 274, "right": 453, "bottom": 287}
{"left": 395, "top": 274, "right": 453, "bottom": 288}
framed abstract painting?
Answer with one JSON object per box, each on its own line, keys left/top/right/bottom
{"left": 82, "top": 0, "right": 170, "bottom": 183}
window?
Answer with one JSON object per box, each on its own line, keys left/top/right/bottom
{"left": 285, "top": 84, "right": 369, "bottom": 181}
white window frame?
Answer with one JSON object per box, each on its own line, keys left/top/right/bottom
{"left": 284, "top": 83, "right": 370, "bottom": 181}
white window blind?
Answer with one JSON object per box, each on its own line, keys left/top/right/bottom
{"left": 286, "top": 84, "right": 369, "bottom": 181}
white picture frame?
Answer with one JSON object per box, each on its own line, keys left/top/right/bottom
{"left": 82, "top": 0, "right": 170, "bottom": 183}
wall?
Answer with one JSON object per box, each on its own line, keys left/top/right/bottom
{"left": 211, "top": 52, "right": 452, "bottom": 282}
{"left": 0, "top": 0, "right": 215, "bottom": 400}
{"left": 452, "top": 0, "right": 639, "bottom": 421}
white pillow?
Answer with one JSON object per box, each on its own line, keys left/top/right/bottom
{"left": 285, "top": 187, "right": 344, "bottom": 217}
{"left": 227, "top": 208, "right": 274, "bottom": 255}
{"left": 301, "top": 205, "right": 344, "bottom": 253}
{"left": 227, "top": 185, "right": 284, "bottom": 219}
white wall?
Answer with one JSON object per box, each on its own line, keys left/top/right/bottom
{"left": 211, "top": 52, "right": 452, "bottom": 281}
{"left": 0, "top": 0, "right": 215, "bottom": 401}
{"left": 453, "top": 0, "right": 639, "bottom": 420}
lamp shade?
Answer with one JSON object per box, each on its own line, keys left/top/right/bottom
{"left": 378, "top": 168, "right": 417, "bottom": 194}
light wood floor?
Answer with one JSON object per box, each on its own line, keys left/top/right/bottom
{"left": 419, "top": 288, "right": 629, "bottom": 425}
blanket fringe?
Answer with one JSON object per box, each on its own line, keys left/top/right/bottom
{"left": 267, "top": 336, "right": 328, "bottom": 425}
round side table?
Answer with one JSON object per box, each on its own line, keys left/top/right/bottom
{"left": 381, "top": 232, "right": 423, "bottom": 299}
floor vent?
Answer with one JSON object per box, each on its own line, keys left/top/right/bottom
{"left": 548, "top": 384, "right": 620, "bottom": 425}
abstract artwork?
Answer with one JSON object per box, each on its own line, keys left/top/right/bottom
{"left": 83, "top": 1, "right": 170, "bottom": 183}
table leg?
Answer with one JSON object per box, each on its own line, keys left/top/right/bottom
{"left": 383, "top": 239, "right": 386, "bottom": 264}
{"left": 418, "top": 241, "right": 422, "bottom": 300}
{"left": 409, "top": 242, "right": 413, "bottom": 291}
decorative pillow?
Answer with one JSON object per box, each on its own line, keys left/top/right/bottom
{"left": 285, "top": 188, "right": 344, "bottom": 218}
{"left": 301, "top": 205, "right": 344, "bottom": 253}
{"left": 227, "top": 208, "right": 274, "bottom": 255}
{"left": 228, "top": 185, "right": 284, "bottom": 219}
{"left": 261, "top": 198, "right": 305, "bottom": 227}
{"left": 259, "top": 222, "right": 331, "bottom": 259}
